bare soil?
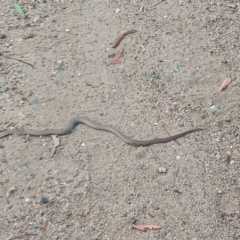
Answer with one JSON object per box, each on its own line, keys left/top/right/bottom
{"left": 0, "top": 1, "right": 240, "bottom": 239}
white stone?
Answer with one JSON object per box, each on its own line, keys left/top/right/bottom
{"left": 159, "top": 167, "right": 167, "bottom": 173}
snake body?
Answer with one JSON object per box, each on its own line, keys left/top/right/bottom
{"left": 0, "top": 117, "right": 203, "bottom": 146}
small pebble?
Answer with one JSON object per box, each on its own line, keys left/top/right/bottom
{"left": 41, "top": 197, "right": 49, "bottom": 204}
{"left": 81, "top": 142, "right": 86, "bottom": 147}
{"left": 7, "top": 205, "right": 13, "bottom": 210}
{"left": 66, "top": 210, "right": 72, "bottom": 217}
{"left": 25, "top": 90, "right": 33, "bottom": 97}
{"left": 25, "top": 197, "right": 31, "bottom": 203}
{"left": 176, "top": 156, "right": 181, "bottom": 160}
{"left": 1, "top": 86, "right": 9, "bottom": 92}
{"left": 0, "top": 34, "right": 7, "bottom": 39}
{"left": 217, "top": 189, "right": 222, "bottom": 194}
{"left": 7, "top": 187, "right": 16, "bottom": 197}
{"left": 29, "top": 99, "right": 38, "bottom": 105}
{"left": 29, "top": 173, "right": 36, "bottom": 178}
{"left": 144, "top": 74, "right": 150, "bottom": 81}
{"left": 215, "top": 153, "right": 221, "bottom": 160}
{"left": 115, "top": 8, "right": 121, "bottom": 13}
{"left": 65, "top": 202, "right": 71, "bottom": 208}
{"left": 65, "top": 29, "right": 70, "bottom": 32}
{"left": 210, "top": 105, "right": 218, "bottom": 112}
{"left": 130, "top": 217, "right": 137, "bottom": 224}
{"left": 159, "top": 167, "right": 167, "bottom": 173}
{"left": 233, "top": 150, "right": 240, "bottom": 156}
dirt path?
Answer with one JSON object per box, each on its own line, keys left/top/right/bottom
{"left": 0, "top": 1, "right": 239, "bottom": 239}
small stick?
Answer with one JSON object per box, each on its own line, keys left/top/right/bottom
{"left": 8, "top": 233, "right": 38, "bottom": 240}
{"left": 1, "top": 54, "right": 34, "bottom": 68}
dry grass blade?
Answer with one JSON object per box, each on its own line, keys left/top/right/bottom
{"left": 51, "top": 135, "right": 60, "bottom": 156}
{"left": 8, "top": 233, "right": 38, "bottom": 240}
{"left": 1, "top": 54, "right": 34, "bottom": 68}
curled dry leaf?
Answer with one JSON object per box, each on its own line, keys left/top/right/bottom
{"left": 112, "top": 29, "right": 137, "bottom": 48}
{"left": 109, "top": 48, "right": 124, "bottom": 65}
{"left": 6, "top": 187, "right": 17, "bottom": 198}
{"left": 218, "top": 77, "right": 231, "bottom": 92}
{"left": 86, "top": 79, "right": 104, "bottom": 88}
{"left": 132, "top": 224, "right": 161, "bottom": 231}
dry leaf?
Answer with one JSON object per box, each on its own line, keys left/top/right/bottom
{"left": 86, "top": 79, "right": 104, "bottom": 88}
{"left": 51, "top": 135, "right": 60, "bottom": 156}
{"left": 34, "top": 204, "right": 42, "bottom": 210}
{"left": 218, "top": 77, "right": 231, "bottom": 91}
{"left": 223, "top": 150, "right": 232, "bottom": 164}
{"left": 109, "top": 48, "right": 124, "bottom": 65}
{"left": 41, "top": 220, "right": 48, "bottom": 230}
{"left": 6, "top": 186, "right": 17, "bottom": 198}
{"left": 112, "top": 29, "right": 137, "bottom": 48}
{"left": 132, "top": 224, "right": 161, "bottom": 231}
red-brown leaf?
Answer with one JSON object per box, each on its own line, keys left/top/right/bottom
{"left": 132, "top": 224, "right": 161, "bottom": 231}
{"left": 218, "top": 77, "right": 231, "bottom": 91}
{"left": 112, "top": 29, "right": 137, "bottom": 48}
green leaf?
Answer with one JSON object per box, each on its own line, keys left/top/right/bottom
{"left": 173, "top": 60, "right": 180, "bottom": 72}
{"left": 14, "top": 3, "right": 25, "bottom": 18}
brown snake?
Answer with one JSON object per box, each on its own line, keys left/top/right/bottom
{"left": 0, "top": 116, "right": 204, "bottom": 147}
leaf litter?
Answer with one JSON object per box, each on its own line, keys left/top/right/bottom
{"left": 132, "top": 224, "right": 161, "bottom": 231}
{"left": 14, "top": 3, "right": 25, "bottom": 18}
{"left": 218, "top": 77, "right": 231, "bottom": 91}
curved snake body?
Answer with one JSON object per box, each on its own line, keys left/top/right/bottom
{"left": 0, "top": 117, "right": 204, "bottom": 146}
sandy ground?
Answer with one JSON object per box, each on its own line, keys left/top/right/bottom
{"left": 0, "top": 1, "right": 240, "bottom": 239}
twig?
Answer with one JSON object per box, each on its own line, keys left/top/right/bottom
{"left": 153, "top": 0, "right": 165, "bottom": 7}
{"left": 8, "top": 233, "right": 38, "bottom": 240}
{"left": 1, "top": 54, "right": 34, "bottom": 68}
